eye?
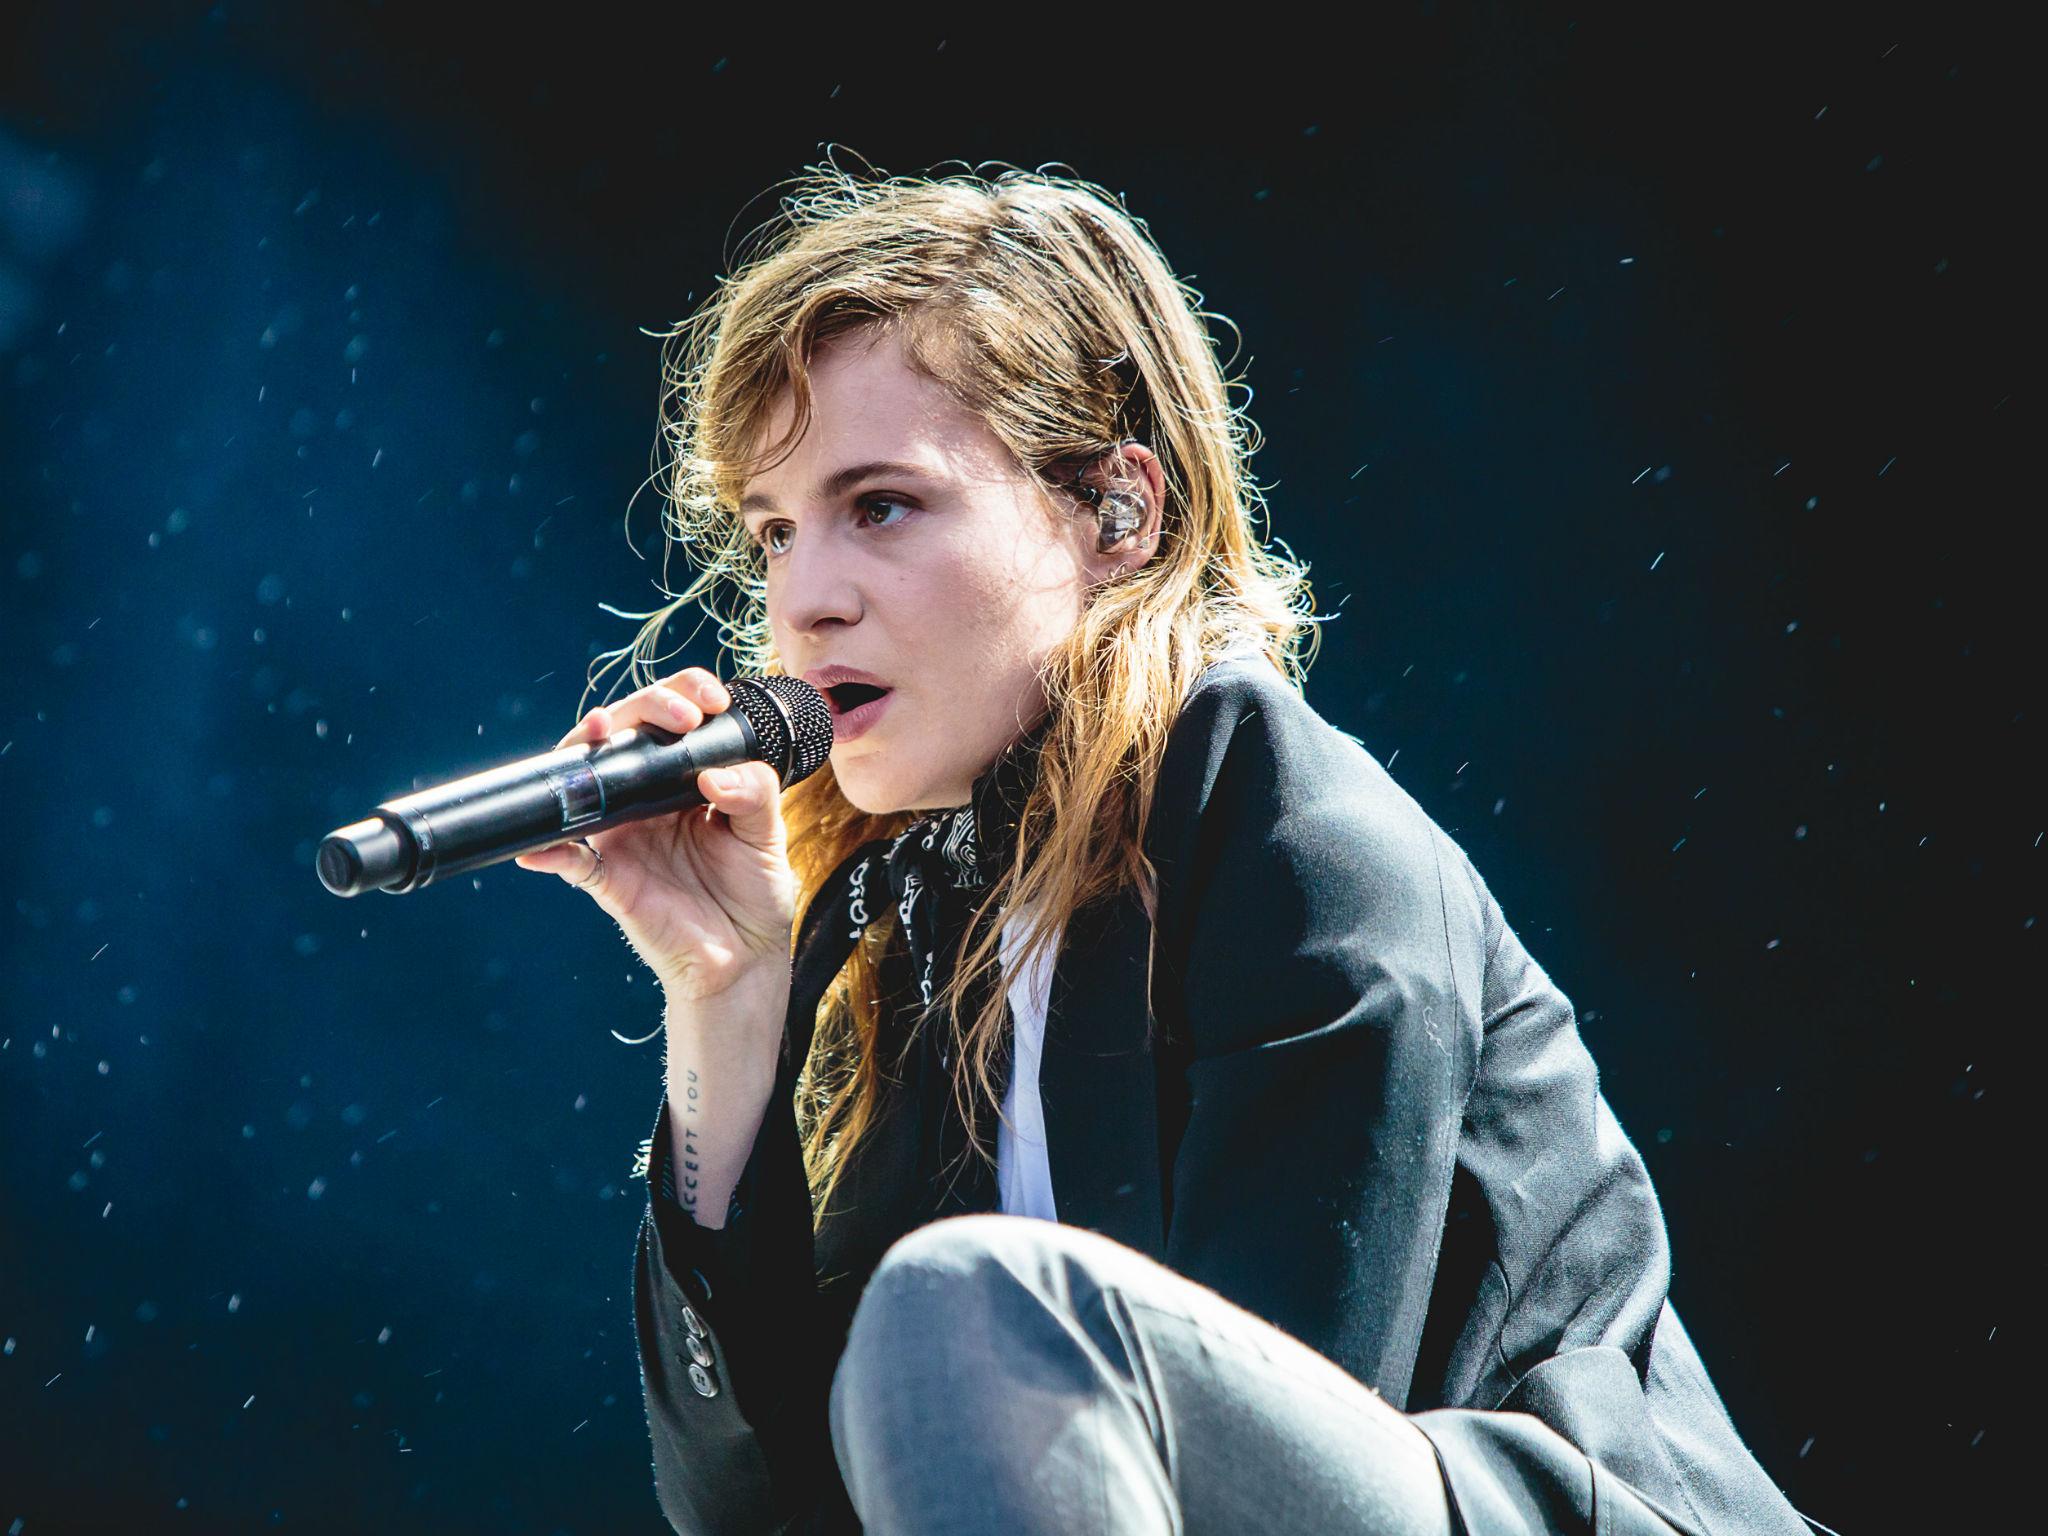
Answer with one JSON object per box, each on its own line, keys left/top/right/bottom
{"left": 752, "top": 494, "right": 915, "bottom": 558}
{"left": 858, "top": 493, "right": 914, "bottom": 530}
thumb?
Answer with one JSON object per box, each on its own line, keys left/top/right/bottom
{"left": 699, "top": 760, "right": 787, "bottom": 852}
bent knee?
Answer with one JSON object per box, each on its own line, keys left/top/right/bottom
{"left": 854, "top": 1216, "right": 1134, "bottom": 1374}
{"left": 857, "top": 1215, "right": 1037, "bottom": 1324}
{"left": 836, "top": 1219, "right": 1005, "bottom": 1412}
{"left": 837, "top": 1215, "right": 1122, "bottom": 1435}
{"left": 844, "top": 1216, "right": 1067, "bottom": 1361}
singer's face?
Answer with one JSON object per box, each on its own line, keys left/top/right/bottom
{"left": 739, "top": 328, "right": 1117, "bottom": 814}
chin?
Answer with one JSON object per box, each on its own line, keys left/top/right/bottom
{"left": 832, "top": 755, "right": 965, "bottom": 818}
{"left": 830, "top": 757, "right": 901, "bottom": 817}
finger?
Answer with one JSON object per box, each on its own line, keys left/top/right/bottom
{"left": 696, "top": 759, "right": 784, "bottom": 852}
{"left": 556, "top": 687, "right": 692, "bottom": 750}
{"left": 692, "top": 670, "right": 733, "bottom": 713}
{"left": 515, "top": 839, "right": 603, "bottom": 891}
{"left": 548, "top": 672, "right": 727, "bottom": 752}
{"left": 648, "top": 686, "right": 704, "bottom": 732}
{"left": 571, "top": 840, "right": 605, "bottom": 892}
{"left": 552, "top": 706, "right": 612, "bottom": 751}
{"left": 660, "top": 667, "right": 731, "bottom": 714}
{"left": 606, "top": 682, "right": 702, "bottom": 736}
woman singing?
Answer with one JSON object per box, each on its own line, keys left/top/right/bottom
{"left": 515, "top": 161, "right": 1815, "bottom": 1536}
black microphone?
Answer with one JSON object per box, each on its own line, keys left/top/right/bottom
{"left": 316, "top": 675, "right": 833, "bottom": 897}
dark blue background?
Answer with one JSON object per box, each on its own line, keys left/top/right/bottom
{"left": 1, "top": 8, "right": 2025, "bottom": 1532}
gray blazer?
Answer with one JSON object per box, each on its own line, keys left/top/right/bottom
{"left": 631, "top": 654, "right": 1814, "bottom": 1535}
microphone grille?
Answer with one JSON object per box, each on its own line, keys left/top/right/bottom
{"left": 730, "top": 674, "right": 834, "bottom": 786}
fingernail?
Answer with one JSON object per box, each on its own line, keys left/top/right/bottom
{"left": 712, "top": 770, "right": 740, "bottom": 792}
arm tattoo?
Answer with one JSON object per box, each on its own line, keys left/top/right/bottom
{"left": 680, "top": 1067, "right": 702, "bottom": 1218}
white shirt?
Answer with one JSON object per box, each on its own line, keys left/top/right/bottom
{"left": 991, "top": 647, "right": 1268, "bottom": 1224}
{"left": 995, "top": 903, "right": 1061, "bottom": 1221}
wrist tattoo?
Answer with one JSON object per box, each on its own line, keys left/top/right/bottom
{"left": 680, "top": 1067, "right": 701, "bottom": 1216}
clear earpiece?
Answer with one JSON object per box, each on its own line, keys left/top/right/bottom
{"left": 1095, "top": 491, "right": 1144, "bottom": 551}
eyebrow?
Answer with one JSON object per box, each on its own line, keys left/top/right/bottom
{"left": 739, "top": 461, "right": 936, "bottom": 519}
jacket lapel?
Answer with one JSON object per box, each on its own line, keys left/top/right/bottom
{"left": 798, "top": 843, "right": 1175, "bottom": 1279}
{"left": 1037, "top": 881, "right": 1169, "bottom": 1264}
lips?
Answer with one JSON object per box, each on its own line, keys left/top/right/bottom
{"left": 827, "top": 687, "right": 892, "bottom": 742}
{"left": 801, "top": 666, "right": 894, "bottom": 720}
{"left": 823, "top": 681, "right": 889, "bottom": 714}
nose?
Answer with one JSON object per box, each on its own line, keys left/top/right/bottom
{"left": 773, "top": 524, "right": 863, "bottom": 637}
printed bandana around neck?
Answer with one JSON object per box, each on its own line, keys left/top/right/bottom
{"left": 794, "top": 716, "right": 1049, "bottom": 1216}
{"left": 849, "top": 714, "right": 1050, "bottom": 1021}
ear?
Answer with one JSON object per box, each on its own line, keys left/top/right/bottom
{"left": 1075, "top": 441, "right": 1167, "bottom": 586}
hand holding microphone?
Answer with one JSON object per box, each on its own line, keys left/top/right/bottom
{"left": 317, "top": 669, "right": 834, "bottom": 1000}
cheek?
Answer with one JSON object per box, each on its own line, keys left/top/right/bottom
{"left": 925, "top": 559, "right": 1062, "bottom": 675}
{"left": 895, "top": 543, "right": 1008, "bottom": 629}
{"left": 941, "top": 527, "right": 1083, "bottom": 626}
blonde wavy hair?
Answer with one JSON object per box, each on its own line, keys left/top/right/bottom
{"left": 590, "top": 153, "right": 1322, "bottom": 1231}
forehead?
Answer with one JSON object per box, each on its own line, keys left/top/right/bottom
{"left": 741, "top": 331, "right": 1008, "bottom": 504}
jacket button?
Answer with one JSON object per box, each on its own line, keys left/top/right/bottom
{"left": 688, "top": 1362, "right": 718, "bottom": 1398}
{"left": 680, "top": 1304, "right": 707, "bottom": 1338}
{"left": 685, "top": 1333, "right": 713, "bottom": 1368}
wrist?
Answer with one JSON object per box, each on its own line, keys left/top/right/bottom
{"left": 657, "top": 948, "right": 792, "bottom": 1008}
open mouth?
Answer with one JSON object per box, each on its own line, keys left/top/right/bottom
{"left": 825, "top": 682, "right": 891, "bottom": 716}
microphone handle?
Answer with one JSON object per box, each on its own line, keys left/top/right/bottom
{"left": 319, "top": 708, "right": 763, "bottom": 896}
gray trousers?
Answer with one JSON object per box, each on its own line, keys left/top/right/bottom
{"left": 828, "top": 1213, "right": 1456, "bottom": 1536}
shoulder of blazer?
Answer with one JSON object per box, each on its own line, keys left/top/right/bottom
{"left": 1149, "top": 652, "right": 1481, "bottom": 990}
{"left": 1153, "top": 649, "right": 1403, "bottom": 851}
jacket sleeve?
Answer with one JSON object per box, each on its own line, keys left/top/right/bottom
{"left": 632, "top": 1060, "right": 847, "bottom": 1534}
{"left": 1403, "top": 842, "right": 1813, "bottom": 1536}
{"left": 1150, "top": 665, "right": 1809, "bottom": 1536}
{"left": 1151, "top": 665, "right": 1479, "bottom": 1405}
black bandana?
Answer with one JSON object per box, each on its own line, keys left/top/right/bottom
{"left": 810, "top": 714, "right": 1053, "bottom": 1216}
{"left": 882, "top": 721, "right": 1047, "bottom": 1010}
